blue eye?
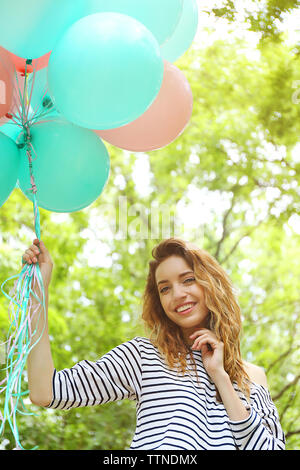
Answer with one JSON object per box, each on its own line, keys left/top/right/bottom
{"left": 160, "top": 286, "right": 169, "bottom": 294}
{"left": 159, "top": 277, "right": 195, "bottom": 294}
{"left": 184, "top": 277, "right": 195, "bottom": 283}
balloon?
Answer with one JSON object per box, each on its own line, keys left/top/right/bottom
{"left": 161, "top": 0, "right": 199, "bottom": 62}
{"left": 7, "top": 50, "right": 51, "bottom": 75}
{"left": 48, "top": 13, "right": 164, "bottom": 130}
{"left": 28, "top": 68, "right": 60, "bottom": 119}
{"left": 83, "top": 0, "right": 183, "bottom": 45}
{"left": 0, "top": 0, "right": 86, "bottom": 59}
{"left": 0, "top": 47, "right": 14, "bottom": 118}
{"left": 0, "top": 132, "right": 20, "bottom": 207}
{"left": 18, "top": 120, "right": 110, "bottom": 213}
{"left": 96, "top": 61, "right": 193, "bottom": 152}
{"left": 0, "top": 120, "right": 23, "bottom": 143}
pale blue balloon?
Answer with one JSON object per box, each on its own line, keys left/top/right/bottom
{"left": 161, "top": 0, "right": 199, "bottom": 63}
{"left": 0, "top": 121, "right": 22, "bottom": 142}
{"left": 0, "top": 132, "right": 20, "bottom": 206}
{"left": 18, "top": 120, "right": 110, "bottom": 213}
{"left": 48, "top": 13, "right": 164, "bottom": 130}
{"left": 83, "top": 0, "right": 183, "bottom": 45}
{"left": 0, "top": 0, "right": 86, "bottom": 59}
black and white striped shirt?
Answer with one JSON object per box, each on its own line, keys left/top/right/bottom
{"left": 47, "top": 336, "right": 285, "bottom": 450}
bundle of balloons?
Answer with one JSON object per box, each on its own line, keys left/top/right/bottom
{"left": 0, "top": 0, "right": 198, "bottom": 450}
{"left": 0, "top": 0, "right": 198, "bottom": 214}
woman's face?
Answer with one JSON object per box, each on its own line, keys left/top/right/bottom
{"left": 155, "top": 255, "right": 209, "bottom": 339}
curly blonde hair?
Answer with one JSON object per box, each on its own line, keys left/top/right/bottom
{"left": 142, "top": 238, "right": 250, "bottom": 400}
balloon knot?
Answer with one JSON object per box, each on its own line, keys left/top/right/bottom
{"left": 42, "top": 97, "right": 53, "bottom": 109}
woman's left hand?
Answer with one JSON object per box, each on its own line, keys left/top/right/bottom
{"left": 189, "top": 329, "right": 225, "bottom": 381}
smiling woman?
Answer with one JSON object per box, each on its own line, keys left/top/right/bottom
{"left": 143, "top": 238, "right": 249, "bottom": 394}
{"left": 23, "top": 237, "right": 285, "bottom": 450}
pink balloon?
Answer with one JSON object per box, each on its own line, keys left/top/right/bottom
{"left": 7, "top": 49, "right": 51, "bottom": 75}
{"left": 0, "top": 71, "right": 26, "bottom": 126}
{"left": 95, "top": 61, "right": 193, "bottom": 152}
{"left": 0, "top": 46, "right": 14, "bottom": 119}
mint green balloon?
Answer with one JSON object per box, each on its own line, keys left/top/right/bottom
{"left": 0, "top": 121, "right": 22, "bottom": 142}
{"left": 48, "top": 12, "right": 164, "bottom": 130}
{"left": 161, "top": 0, "right": 199, "bottom": 62}
{"left": 0, "top": 0, "right": 86, "bottom": 59}
{"left": 83, "top": 0, "right": 183, "bottom": 45}
{"left": 0, "top": 132, "right": 20, "bottom": 207}
{"left": 18, "top": 120, "right": 110, "bottom": 213}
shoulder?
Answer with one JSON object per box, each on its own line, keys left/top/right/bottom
{"left": 243, "top": 361, "right": 268, "bottom": 388}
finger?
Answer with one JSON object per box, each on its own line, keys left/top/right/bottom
{"left": 34, "top": 239, "right": 47, "bottom": 255}
{"left": 22, "top": 254, "right": 32, "bottom": 265}
{"left": 191, "top": 338, "right": 208, "bottom": 351}
{"left": 192, "top": 334, "right": 216, "bottom": 350}
{"left": 26, "top": 248, "right": 38, "bottom": 257}
{"left": 24, "top": 249, "right": 38, "bottom": 263}
{"left": 189, "top": 329, "right": 208, "bottom": 339}
{"left": 193, "top": 340, "right": 213, "bottom": 353}
{"left": 191, "top": 334, "right": 208, "bottom": 348}
{"left": 31, "top": 243, "right": 41, "bottom": 255}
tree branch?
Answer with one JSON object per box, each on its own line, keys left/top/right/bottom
{"left": 285, "top": 429, "right": 300, "bottom": 439}
{"left": 214, "top": 190, "right": 237, "bottom": 261}
{"left": 220, "top": 220, "right": 264, "bottom": 265}
{"left": 273, "top": 374, "right": 300, "bottom": 401}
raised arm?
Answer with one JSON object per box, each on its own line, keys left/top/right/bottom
{"left": 23, "top": 239, "right": 55, "bottom": 407}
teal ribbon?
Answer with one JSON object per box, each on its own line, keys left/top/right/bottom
{"left": 0, "top": 60, "right": 46, "bottom": 450}
{"left": 0, "top": 195, "right": 45, "bottom": 450}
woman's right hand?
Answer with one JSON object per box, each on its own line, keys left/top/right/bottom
{"left": 22, "top": 239, "right": 54, "bottom": 288}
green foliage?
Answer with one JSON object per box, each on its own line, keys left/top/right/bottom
{"left": 1, "top": 2, "right": 300, "bottom": 450}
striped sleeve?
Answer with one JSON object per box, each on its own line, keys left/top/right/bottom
{"left": 228, "top": 385, "right": 285, "bottom": 450}
{"left": 47, "top": 338, "right": 142, "bottom": 410}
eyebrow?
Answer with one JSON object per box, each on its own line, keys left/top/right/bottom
{"left": 157, "top": 271, "right": 194, "bottom": 287}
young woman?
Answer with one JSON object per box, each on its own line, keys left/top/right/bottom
{"left": 23, "top": 237, "right": 285, "bottom": 450}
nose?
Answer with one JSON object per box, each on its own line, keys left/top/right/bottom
{"left": 172, "top": 282, "right": 188, "bottom": 301}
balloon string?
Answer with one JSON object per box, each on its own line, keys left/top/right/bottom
{"left": 0, "top": 59, "right": 44, "bottom": 450}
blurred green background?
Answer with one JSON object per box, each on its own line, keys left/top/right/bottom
{"left": 1, "top": 0, "right": 299, "bottom": 450}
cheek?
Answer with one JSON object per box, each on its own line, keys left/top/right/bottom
{"left": 159, "top": 296, "right": 168, "bottom": 312}
{"left": 193, "top": 284, "right": 207, "bottom": 304}
{"left": 158, "top": 295, "right": 173, "bottom": 316}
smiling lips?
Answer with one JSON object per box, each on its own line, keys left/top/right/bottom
{"left": 175, "top": 302, "right": 196, "bottom": 314}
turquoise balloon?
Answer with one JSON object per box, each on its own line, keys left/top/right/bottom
{"left": 48, "top": 12, "right": 164, "bottom": 130}
{"left": 18, "top": 120, "right": 110, "bottom": 213}
{"left": 83, "top": 0, "right": 183, "bottom": 45}
{"left": 0, "top": 120, "right": 22, "bottom": 142}
{"left": 0, "top": 132, "right": 20, "bottom": 207}
{"left": 28, "top": 68, "right": 60, "bottom": 119}
{"left": 161, "top": 0, "right": 199, "bottom": 62}
{"left": 0, "top": 0, "right": 86, "bottom": 59}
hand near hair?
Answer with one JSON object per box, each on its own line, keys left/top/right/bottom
{"left": 190, "top": 329, "right": 225, "bottom": 382}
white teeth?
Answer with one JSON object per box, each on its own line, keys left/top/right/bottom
{"left": 176, "top": 303, "right": 195, "bottom": 313}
